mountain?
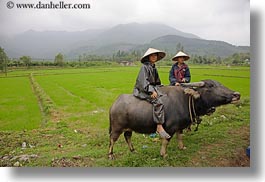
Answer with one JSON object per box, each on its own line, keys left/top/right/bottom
{"left": 71, "top": 34, "right": 249, "bottom": 58}
{"left": 144, "top": 35, "right": 249, "bottom": 57}
{"left": 1, "top": 23, "right": 249, "bottom": 59}
{"left": 95, "top": 22, "right": 200, "bottom": 45}
{"left": 67, "top": 23, "right": 201, "bottom": 57}
{"left": 3, "top": 29, "right": 104, "bottom": 59}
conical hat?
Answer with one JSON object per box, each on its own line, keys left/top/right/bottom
{"left": 140, "top": 48, "right": 166, "bottom": 63}
{"left": 172, "top": 51, "right": 190, "bottom": 61}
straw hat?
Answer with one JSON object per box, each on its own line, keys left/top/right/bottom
{"left": 140, "top": 48, "right": 166, "bottom": 63}
{"left": 172, "top": 51, "right": 190, "bottom": 61}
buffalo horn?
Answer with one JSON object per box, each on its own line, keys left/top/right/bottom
{"left": 181, "top": 81, "right": 205, "bottom": 87}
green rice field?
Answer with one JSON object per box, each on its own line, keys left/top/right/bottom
{"left": 0, "top": 65, "right": 250, "bottom": 167}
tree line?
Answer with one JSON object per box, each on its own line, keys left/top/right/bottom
{"left": 0, "top": 46, "right": 250, "bottom": 74}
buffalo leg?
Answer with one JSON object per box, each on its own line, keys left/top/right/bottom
{"left": 176, "top": 130, "right": 186, "bottom": 150}
{"left": 108, "top": 130, "right": 122, "bottom": 160}
{"left": 160, "top": 138, "right": 169, "bottom": 158}
{"left": 124, "top": 131, "right": 135, "bottom": 152}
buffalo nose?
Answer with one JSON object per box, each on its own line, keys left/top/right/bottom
{"left": 233, "top": 92, "right": 241, "bottom": 99}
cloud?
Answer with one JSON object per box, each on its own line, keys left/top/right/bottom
{"left": 0, "top": 0, "right": 250, "bottom": 45}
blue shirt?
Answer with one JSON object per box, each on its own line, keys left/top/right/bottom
{"left": 169, "top": 63, "right": 191, "bottom": 86}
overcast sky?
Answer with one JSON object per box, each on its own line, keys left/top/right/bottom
{"left": 0, "top": 0, "right": 250, "bottom": 46}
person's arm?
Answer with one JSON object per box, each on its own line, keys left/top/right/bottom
{"left": 154, "top": 67, "right": 162, "bottom": 86}
{"left": 184, "top": 66, "right": 191, "bottom": 83}
{"left": 136, "top": 65, "right": 154, "bottom": 94}
{"left": 169, "top": 65, "right": 177, "bottom": 86}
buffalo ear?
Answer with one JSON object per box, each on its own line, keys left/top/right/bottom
{"left": 184, "top": 88, "right": 200, "bottom": 99}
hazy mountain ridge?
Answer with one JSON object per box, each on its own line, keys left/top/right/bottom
{"left": 1, "top": 23, "right": 249, "bottom": 59}
{"left": 146, "top": 35, "right": 249, "bottom": 57}
{"left": 95, "top": 22, "right": 200, "bottom": 45}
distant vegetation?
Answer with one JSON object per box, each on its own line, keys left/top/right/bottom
{"left": 0, "top": 46, "right": 250, "bottom": 75}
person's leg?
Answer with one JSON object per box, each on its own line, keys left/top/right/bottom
{"left": 156, "top": 125, "right": 170, "bottom": 139}
{"left": 152, "top": 98, "right": 171, "bottom": 139}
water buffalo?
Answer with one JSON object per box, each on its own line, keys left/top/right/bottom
{"left": 108, "top": 79, "right": 240, "bottom": 159}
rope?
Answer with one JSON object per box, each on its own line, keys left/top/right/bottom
{"left": 188, "top": 95, "right": 201, "bottom": 131}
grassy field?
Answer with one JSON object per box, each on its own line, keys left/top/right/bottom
{"left": 0, "top": 65, "right": 250, "bottom": 167}
{"left": 0, "top": 77, "right": 41, "bottom": 130}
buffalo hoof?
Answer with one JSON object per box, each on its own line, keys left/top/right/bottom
{"left": 160, "top": 150, "right": 167, "bottom": 158}
{"left": 108, "top": 154, "right": 115, "bottom": 160}
{"left": 178, "top": 146, "right": 187, "bottom": 150}
{"left": 160, "top": 153, "right": 168, "bottom": 159}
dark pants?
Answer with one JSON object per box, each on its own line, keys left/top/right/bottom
{"left": 147, "top": 96, "right": 165, "bottom": 125}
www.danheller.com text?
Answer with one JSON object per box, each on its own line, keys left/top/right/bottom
{"left": 6, "top": 1, "right": 91, "bottom": 10}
